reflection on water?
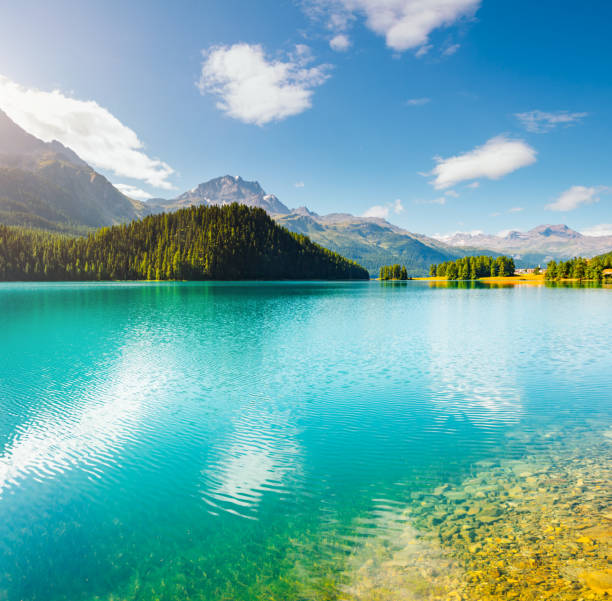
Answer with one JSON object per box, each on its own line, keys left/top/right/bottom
{"left": 202, "top": 398, "right": 302, "bottom": 518}
{"left": 425, "top": 291, "right": 523, "bottom": 426}
{"left": 0, "top": 281, "right": 610, "bottom": 601}
{"left": 0, "top": 340, "right": 167, "bottom": 499}
{"left": 428, "top": 279, "right": 612, "bottom": 290}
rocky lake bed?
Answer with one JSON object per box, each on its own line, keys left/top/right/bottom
{"left": 344, "top": 422, "right": 612, "bottom": 600}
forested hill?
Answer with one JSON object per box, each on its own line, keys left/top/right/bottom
{"left": 0, "top": 204, "right": 369, "bottom": 281}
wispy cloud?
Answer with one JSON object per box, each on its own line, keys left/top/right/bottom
{"left": 414, "top": 196, "right": 447, "bottom": 205}
{"left": 114, "top": 184, "right": 153, "bottom": 200}
{"left": 294, "top": 181, "right": 305, "bottom": 188}
{"left": 0, "top": 75, "right": 174, "bottom": 189}
{"left": 546, "top": 185, "right": 607, "bottom": 211}
{"left": 442, "top": 43, "right": 461, "bottom": 56}
{"left": 363, "top": 198, "right": 403, "bottom": 219}
{"left": 415, "top": 44, "right": 432, "bottom": 57}
{"left": 429, "top": 135, "right": 537, "bottom": 189}
{"left": 515, "top": 110, "right": 588, "bottom": 133}
{"left": 581, "top": 223, "right": 612, "bottom": 237}
{"left": 432, "top": 229, "right": 483, "bottom": 241}
{"left": 405, "top": 97, "right": 430, "bottom": 106}
{"left": 415, "top": 188, "right": 458, "bottom": 205}
{"left": 304, "top": 0, "right": 480, "bottom": 53}
{"left": 508, "top": 206, "right": 524, "bottom": 213}
{"left": 197, "top": 43, "right": 330, "bottom": 126}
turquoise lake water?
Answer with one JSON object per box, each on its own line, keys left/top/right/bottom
{"left": 0, "top": 281, "right": 610, "bottom": 601}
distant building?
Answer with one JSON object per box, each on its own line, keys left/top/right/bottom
{"left": 515, "top": 267, "right": 543, "bottom": 275}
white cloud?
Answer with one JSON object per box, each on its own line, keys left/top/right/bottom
{"left": 0, "top": 75, "right": 174, "bottom": 189}
{"left": 515, "top": 110, "right": 588, "bottom": 133}
{"left": 305, "top": 0, "right": 480, "bottom": 52}
{"left": 581, "top": 223, "right": 612, "bottom": 237}
{"left": 197, "top": 43, "right": 330, "bottom": 126}
{"left": 294, "top": 181, "right": 305, "bottom": 188}
{"left": 330, "top": 34, "right": 351, "bottom": 51}
{"left": 429, "top": 135, "right": 537, "bottom": 189}
{"left": 442, "top": 43, "right": 461, "bottom": 56}
{"left": 466, "top": 181, "right": 480, "bottom": 188}
{"left": 114, "top": 184, "right": 153, "bottom": 200}
{"left": 405, "top": 97, "right": 430, "bottom": 106}
{"left": 546, "top": 185, "right": 606, "bottom": 212}
{"left": 445, "top": 189, "right": 459, "bottom": 197}
{"left": 363, "top": 204, "right": 390, "bottom": 218}
{"left": 508, "top": 206, "right": 523, "bottom": 213}
{"left": 363, "top": 197, "right": 403, "bottom": 219}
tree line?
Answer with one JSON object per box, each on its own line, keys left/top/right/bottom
{"left": 546, "top": 252, "right": 612, "bottom": 282}
{"left": 429, "top": 255, "right": 515, "bottom": 279}
{"left": 379, "top": 264, "right": 409, "bottom": 280}
{"left": 0, "top": 203, "right": 370, "bottom": 281}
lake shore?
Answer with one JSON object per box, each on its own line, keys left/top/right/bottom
{"left": 414, "top": 275, "right": 546, "bottom": 283}
{"left": 415, "top": 275, "right": 611, "bottom": 285}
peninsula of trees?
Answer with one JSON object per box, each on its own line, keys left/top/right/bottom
{"left": 379, "top": 264, "right": 409, "bottom": 280}
{"left": 430, "top": 255, "right": 515, "bottom": 279}
{"left": 0, "top": 204, "right": 370, "bottom": 281}
{"left": 545, "top": 252, "right": 612, "bottom": 282}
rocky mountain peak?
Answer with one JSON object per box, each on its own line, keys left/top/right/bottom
{"left": 527, "top": 224, "right": 582, "bottom": 239}
{"left": 168, "top": 175, "right": 291, "bottom": 214}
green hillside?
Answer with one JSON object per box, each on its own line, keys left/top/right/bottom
{"left": 592, "top": 250, "right": 612, "bottom": 265}
{"left": 0, "top": 204, "right": 369, "bottom": 281}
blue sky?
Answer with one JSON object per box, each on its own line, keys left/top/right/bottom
{"left": 1, "top": 0, "right": 611, "bottom": 237}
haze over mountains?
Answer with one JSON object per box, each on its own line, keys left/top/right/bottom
{"left": 0, "top": 110, "right": 611, "bottom": 274}
{"left": 436, "top": 225, "right": 612, "bottom": 266}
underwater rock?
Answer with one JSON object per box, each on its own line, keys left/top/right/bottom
{"left": 580, "top": 570, "right": 612, "bottom": 594}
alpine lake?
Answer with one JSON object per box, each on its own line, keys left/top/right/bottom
{"left": 0, "top": 280, "right": 610, "bottom": 601}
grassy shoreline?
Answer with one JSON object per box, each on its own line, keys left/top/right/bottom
{"left": 414, "top": 275, "right": 610, "bottom": 285}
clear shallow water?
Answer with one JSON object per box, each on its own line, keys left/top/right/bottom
{"left": 0, "top": 281, "right": 610, "bottom": 601}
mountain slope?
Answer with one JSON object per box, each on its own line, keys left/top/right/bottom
{"left": 0, "top": 204, "right": 369, "bottom": 281}
{"left": 275, "top": 208, "right": 462, "bottom": 275}
{"left": 0, "top": 110, "right": 147, "bottom": 231}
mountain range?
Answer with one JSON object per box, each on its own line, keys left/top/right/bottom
{"left": 436, "top": 225, "right": 612, "bottom": 266}
{"left": 146, "top": 176, "right": 462, "bottom": 273}
{"left": 0, "top": 110, "right": 611, "bottom": 274}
